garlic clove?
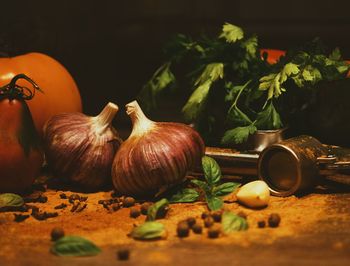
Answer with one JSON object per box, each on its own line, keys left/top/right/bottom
{"left": 236, "top": 180, "right": 270, "bottom": 208}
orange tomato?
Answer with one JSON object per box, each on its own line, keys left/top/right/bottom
{"left": 0, "top": 53, "right": 82, "bottom": 135}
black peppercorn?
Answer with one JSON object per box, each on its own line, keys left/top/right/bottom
{"left": 268, "top": 213, "right": 281, "bottom": 228}
{"left": 54, "top": 203, "right": 67, "bottom": 210}
{"left": 14, "top": 214, "right": 30, "bottom": 222}
{"left": 192, "top": 224, "right": 203, "bottom": 234}
{"left": 38, "top": 195, "right": 48, "bottom": 203}
{"left": 204, "top": 217, "right": 214, "bottom": 228}
{"left": 123, "top": 197, "right": 135, "bottom": 207}
{"left": 177, "top": 221, "right": 190, "bottom": 238}
{"left": 257, "top": 220, "right": 266, "bottom": 228}
{"left": 59, "top": 193, "right": 67, "bottom": 199}
{"left": 201, "top": 211, "right": 210, "bottom": 219}
{"left": 111, "top": 203, "right": 121, "bottom": 212}
{"left": 212, "top": 211, "right": 222, "bottom": 222}
{"left": 208, "top": 226, "right": 220, "bottom": 239}
{"left": 117, "top": 249, "right": 130, "bottom": 261}
{"left": 51, "top": 227, "right": 64, "bottom": 241}
{"left": 130, "top": 207, "right": 141, "bottom": 218}
{"left": 140, "top": 202, "right": 151, "bottom": 215}
{"left": 187, "top": 217, "right": 196, "bottom": 228}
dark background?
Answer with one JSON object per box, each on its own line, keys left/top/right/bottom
{"left": 1, "top": 0, "right": 350, "bottom": 129}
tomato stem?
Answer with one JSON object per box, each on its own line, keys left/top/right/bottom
{"left": 0, "top": 74, "right": 43, "bottom": 100}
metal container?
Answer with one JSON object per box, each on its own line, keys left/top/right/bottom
{"left": 258, "top": 135, "right": 328, "bottom": 196}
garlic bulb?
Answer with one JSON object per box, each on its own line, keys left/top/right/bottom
{"left": 236, "top": 180, "right": 270, "bottom": 208}
{"left": 43, "top": 102, "right": 122, "bottom": 189}
{"left": 112, "top": 101, "right": 205, "bottom": 197}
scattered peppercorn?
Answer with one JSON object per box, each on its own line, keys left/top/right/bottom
{"left": 268, "top": 213, "right": 281, "bottom": 228}
{"left": 187, "top": 217, "right": 196, "bottom": 228}
{"left": 177, "top": 221, "right": 190, "bottom": 238}
{"left": 32, "top": 211, "right": 58, "bottom": 221}
{"left": 192, "top": 224, "right": 203, "bottom": 234}
{"left": 80, "top": 196, "right": 88, "bottom": 202}
{"left": 14, "top": 214, "right": 30, "bottom": 222}
{"left": 54, "top": 203, "right": 67, "bottom": 210}
{"left": 208, "top": 226, "right": 220, "bottom": 239}
{"left": 111, "top": 203, "right": 121, "bottom": 212}
{"left": 237, "top": 211, "right": 247, "bottom": 219}
{"left": 24, "top": 194, "right": 47, "bottom": 203}
{"left": 204, "top": 217, "right": 214, "bottom": 228}
{"left": 212, "top": 211, "right": 222, "bottom": 222}
{"left": 38, "top": 195, "right": 48, "bottom": 203}
{"left": 257, "top": 220, "right": 266, "bottom": 228}
{"left": 117, "top": 249, "right": 130, "bottom": 261}
{"left": 140, "top": 202, "right": 151, "bottom": 215}
{"left": 51, "top": 227, "right": 64, "bottom": 241}
{"left": 130, "top": 207, "right": 141, "bottom": 218}
{"left": 201, "top": 211, "right": 210, "bottom": 219}
{"left": 123, "top": 197, "right": 135, "bottom": 207}
{"left": 69, "top": 194, "right": 80, "bottom": 203}
{"left": 59, "top": 193, "right": 67, "bottom": 199}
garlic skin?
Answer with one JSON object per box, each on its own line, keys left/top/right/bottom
{"left": 43, "top": 102, "right": 122, "bottom": 189}
{"left": 112, "top": 101, "right": 205, "bottom": 197}
{"left": 236, "top": 180, "right": 270, "bottom": 208}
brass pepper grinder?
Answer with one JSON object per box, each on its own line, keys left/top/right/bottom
{"left": 258, "top": 135, "right": 350, "bottom": 196}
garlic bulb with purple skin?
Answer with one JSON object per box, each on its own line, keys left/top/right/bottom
{"left": 112, "top": 101, "right": 205, "bottom": 197}
{"left": 43, "top": 102, "right": 122, "bottom": 189}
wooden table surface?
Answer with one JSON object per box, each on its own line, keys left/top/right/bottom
{"left": 1, "top": 181, "right": 349, "bottom": 266}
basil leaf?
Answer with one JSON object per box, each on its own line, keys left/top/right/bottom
{"left": 168, "top": 188, "right": 199, "bottom": 203}
{"left": 51, "top": 236, "right": 101, "bottom": 257}
{"left": 191, "top": 179, "right": 209, "bottom": 192}
{"left": 0, "top": 193, "right": 24, "bottom": 208}
{"left": 130, "top": 222, "right": 166, "bottom": 240}
{"left": 147, "top": 198, "right": 169, "bottom": 221}
{"left": 222, "top": 211, "right": 248, "bottom": 234}
{"left": 202, "top": 156, "right": 221, "bottom": 185}
{"left": 213, "top": 182, "right": 240, "bottom": 197}
{"left": 206, "top": 195, "right": 223, "bottom": 211}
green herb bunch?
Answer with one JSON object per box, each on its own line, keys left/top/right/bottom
{"left": 137, "top": 23, "right": 350, "bottom": 146}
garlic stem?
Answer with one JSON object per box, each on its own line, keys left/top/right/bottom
{"left": 126, "top": 100, "right": 154, "bottom": 136}
{"left": 94, "top": 102, "right": 119, "bottom": 134}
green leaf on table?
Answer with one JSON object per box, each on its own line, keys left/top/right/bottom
{"left": 0, "top": 193, "right": 24, "bottom": 208}
{"left": 206, "top": 195, "right": 223, "bottom": 211}
{"left": 219, "top": 23, "right": 244, "bottom": 43}
{"left": 255, "top": 101, "right": 283, "bottom": 130}
{"left": 182, "top": 80, "right": 212, "bottom": 122}
{"left": 221, "top": 211, "right": 248, "bottom": 234}
{"left": 147, "top": 198, "right": 169, "bottom": 221}
{"left": 191, "top": 179, "right": 210, "bottom": 192}
{"left": 221, "top": 124, "right": 257, "bottom": 145}
{"left": 130, "top": 221, "right": 166, "bottom": 240}
{"left": 168, "top": 188, "right": 200, "bottom": 203}
{"left": 202, "top": 156, "right": 222, "bottom": 185}
{"left": 51, "top": 236, "right": 101, "bottom": 257}
{"left": 213, "top": 182, "right": 240, "bottom": 197}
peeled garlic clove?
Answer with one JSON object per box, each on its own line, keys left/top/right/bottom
{"left": 236, "top": 180, "right": 270, "bottom": 208}
{"left": 43, "top": 102, "right": 122, "bottom": 189}
{"left": 112, "top": 100, "right": 205, "bottom": 197}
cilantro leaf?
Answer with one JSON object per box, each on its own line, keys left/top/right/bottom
{"left": 241, "top": 35, "right": 258, "bottom": 58}
{"left": 226, "top": 105, "right": 252, "bottom": 127}
{"left": 221, "top": 124, "right": 257, "bottom": 145}
{"left": 329, "top": 47, "right": 341, "bottom": 61}
{"left": 255, "top": 101, "right": 283, "bottom": 130}
{"left": 219, "top": 23, "right": 244, "bottom": 43}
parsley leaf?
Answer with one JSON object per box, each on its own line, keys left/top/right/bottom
{"left": 255, "top": 101, "right": 283, "bottom": 130}
{"left": 221, "top": 124, "right": 257, "bottom": 145}
{"left": 219, "top": 23, "right": 244, "bottom": 43}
